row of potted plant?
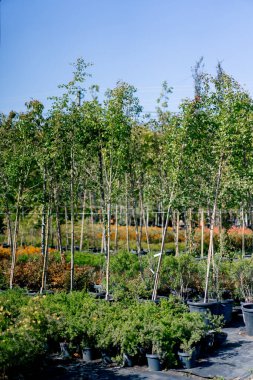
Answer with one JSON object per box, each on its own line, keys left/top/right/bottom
{"left": 2, "top": 250, "right": 253, "bottom": 304}
{"left": 0, "top": 290, "right": 223, "bottom": 374}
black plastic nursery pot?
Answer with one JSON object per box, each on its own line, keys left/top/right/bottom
{"left": 188, "top": 300, "right": 220, "bottom": 315}
{"left": 213, "top": 331, "right": 228, "bottom": 348}
{"left": 123, "top": 353, "right": 133, "bottom": 367}
{"left": 242, "top": 303, "right": 253, "bottom": 336}
{"left": 82, "top": 347, "right": 93, "bottom": 362}
{"left": 219, "top": 299, "right": 233, "bottom": 324}
{"left": 178, "top": 351, "right": 196, "bottom": 369}
{"left": 188, "top": 300, "right": 220, "bottom": 324}
{"left": 60, "top": 342, "right": 71, "bottom": 359}
{"left": 146, "top": 354, "right": 161, "bottom": 371}
{"left": 200, "top": 331, "right": 215, "bottom": 354}
{"left": 241, "top": 301, "right": 250, "bottom": 323}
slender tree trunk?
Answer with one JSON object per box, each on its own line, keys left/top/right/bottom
{"left": 250, "top": 205, "right": 253, "bottom": 251}
{"left": 175, "top": 210, "right": 179, "bottom": 257}
{"left": 126, "top": 204, "right": 130, "bottom": 252}
{"left": 70, "top": 148, "right": 75, "bottom": 292}
{"left": 40, "top": 206, "right": 50, "bottom": 293}
{"left": 10, "top": 184, "right": 22, "bottom": 289}
{"left": 50, "top": 213, "right": 53, "bottom": 248}
{"left": 201, "top": 208, "right": 204, "bottom": 258}
{"left": 65, "top": 205, "right": 69, "bottom": 249}
{"left": 219, "top": 209, "right": 224, "bottom": 256}
{"left": 101, "top": 224, "right": 106, "bottom": 253}
{"left": 184, "top": 211, "right": 188, "bottom": 251}
{"left": 125, "top": 175, "right": 130, "bottom": 252}
{"left": 133, "top": 201, "right": 141, "bottom": 253}
{"left": 161, "top": 202, "right": 164, "bottom": 237}
{"left": 114, "top": 204, "right": 118, "bottom": 252}
{"left": 41, "top": 169, "right": 47, "bottom": 257}
{"left": 105, "top": 158, "right": 113, "bottom": 301}
{"left": 143, "top": 206, "right": 150, "bottom": 252}
{"left": 204, "top": 156, "right": 223, "bottom": 303}
{"left": 54, "top": 187, "right": 65, "bottom": 265}
{"left": 139, "top": 191, "right": 144, "bottom": 248}
{"left": 152, "top": 191, "right": 174, "bottom": 300}
{"left": 7, "top": 230, "right": 11, "bottom": 246}
{"left": 79, "top": 190, "right": 87, "bottom": 251}
{"left": 119, "top": 206, "right": 123, "bottom": 226}
{"left": 245, "top": 208, "right": 249, "bottom": 228}
{"left": 188, "top": 208, "right": 192, "bottom": 254}
{"left": 132, "top": 200, "right": 145, "bottom": 280}
{"left": 89, "top": 192, "right": 95, "bottom": 248}
{"left": 172, "top": 210, "right": 176, "bottom": 247}
{"left": 139, "top": 210, "right": 143, "bottom": 249}
{"left": 20, "top": 209, "right": 24, "bottom": 247}
{"left": 5, "top": 203, "right": 13, "bottom": 273}
{"left": 242, "top": 207, "right": 245, "bottom": 257}
{"left": 56, "top": 210, "right": 65, "bottom": 264}
{"left": 105, "top": 201, "right": 111, "bottom": 300}
{"left": 98, "top": 150, "right": 106, "bottom": 254}
{"left": 155, "top": 205, "right": 158, "bottom": 227}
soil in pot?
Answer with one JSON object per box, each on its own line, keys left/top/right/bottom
{"left": 146, "top": 354, "right": 161, "bottom": 371}
{"left": 242, "top": 303, "right": 253, "bottom": 336}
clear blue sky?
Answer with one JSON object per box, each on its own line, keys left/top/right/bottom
{"left": 1, "top": 0, "right": 253, "bottom": 114}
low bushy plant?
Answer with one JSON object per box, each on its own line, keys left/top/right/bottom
{"left": 0, "top": 291, "right": 208, "bottom": 373}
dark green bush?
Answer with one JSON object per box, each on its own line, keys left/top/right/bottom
{"left": 0, "top": 291, "right": 208, "bottom": 373}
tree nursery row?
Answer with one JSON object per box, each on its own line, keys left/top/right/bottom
{"left": 2, "top": 58, "right": 253, "bottom": 376}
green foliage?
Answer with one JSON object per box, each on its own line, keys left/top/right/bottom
{"left": 231, "top": 258, "right": 253, "bottom": 301}
{"left": 0, "top": 291, "right": 208, "bottom": 372}
{"left": 160, "top": 254, "right": 199, "bottom": 297}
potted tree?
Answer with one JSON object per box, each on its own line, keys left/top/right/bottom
{"left": 232, "top": 259, "right": 253, "bottom": 330}
{"left": 174, "top": 312, "right": 207, "bottom": 369}
{"left": 178, "top": 339, "right": 199, "bottom": 369}
{"left": 111, "top": 304, "right": 141, "bottom": 367}
{"left": 142, "top": 319, "right": 176, "bottom": 371}
{"left": 81, "top": 334, "right": 95, "bottom": 362}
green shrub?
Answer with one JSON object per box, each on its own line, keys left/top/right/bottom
{"left": 0, "top": 291, "right": 209, "bottom": 372}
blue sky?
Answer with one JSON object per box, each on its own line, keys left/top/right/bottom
{"left": 1, "top": 0, "right": 253, "bottom": 114}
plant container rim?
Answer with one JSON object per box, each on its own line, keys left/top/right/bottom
{"left": 242, "top": 303, "right": 253, "bottom": 312}
{"left": 177, "top": 351, "right": 192, "bottom": 357}
{"left": 146, "top": 353, "right": 160, "bottom": 359}
{"left": 187, "top": 300, "right": 219, "bottom": 306}
{"left": 220, "top": 299, "right": 233, "bottom": 304}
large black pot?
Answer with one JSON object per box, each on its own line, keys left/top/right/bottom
{"left": 188, "top": 300, "right": 220, "bottom": 315}
{"left": 241, "top": 301, "right": 250, "bottom": 323}
{"left": 242, "top": 303, "right": 253, "bottom": 336}
{"left": 220, "top": 299, "right": 233, "bottom": 324}
{"left": 146, "top": 354, "right": 161, "bottom": 371}
{"left": 188, "top": 300, "right": 220, "bottom": 324}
